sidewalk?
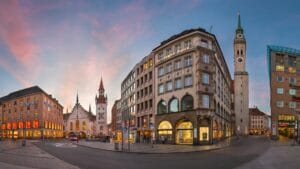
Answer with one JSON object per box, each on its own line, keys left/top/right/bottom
{"left": 0, "top": 140, "right": 79, "bottom": 169}
{"left": 76, "top": 137, "right": 237, "bottom": 153}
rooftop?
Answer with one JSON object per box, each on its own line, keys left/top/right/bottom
{"left": 0, "top": 86, "right": 61, "bottom": 106}
{"left": 249, "top": 107, "right": 267, "bottom": 116}
{"left": 152, "top": 27, "right": 212, "bottom": 51}
{"left": 267, "top": 45, "right": 300, "bottom": 81}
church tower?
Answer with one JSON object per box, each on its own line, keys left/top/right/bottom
{"left": 95, "top": 77, "right": 108, "bottom": 136}
{"left": 234, "top": 12, "right": 249, "bottom": 135}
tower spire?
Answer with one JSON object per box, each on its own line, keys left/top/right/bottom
{"left": 238, "top": 11, "right": 241, "bottom": 29}
{"left": 99, "top": 77, "right": 104, "bottom": 91}
{"left": 236, "top": 11, "right": 244, "bottom": 34}
{"left": 89, "top": 104, "right": 91, "bottom": 112}
{"left": 76, "top": 92, "right": 79, "bottom": 104}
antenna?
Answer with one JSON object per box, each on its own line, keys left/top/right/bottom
{"left": 209, "top": 25, "right": 213, "bottom": 33}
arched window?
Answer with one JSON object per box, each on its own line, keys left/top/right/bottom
{"left": 158, "top": 121, "right": 173, "bottom": 143}
{"left": 82, "top": 121, "right": 86, "bottom": 130}
{"left": 169, "top": 98, "right": 179, "bottom": 113}
{"left": 70, "top": 122, "right": 73, "bottom": 131}
{"left": 157, "top": 100, "right": 167, "bottom": 114}
{"left": 237, "top": 50, "right": 239, "bottom": 55}
{"left": 181, "top": 95, "right": 194, "bottom": 111}
{"left": 76, "top": 120, "right": 80, "bottom": 131}
{"left": 241, "top": 50, "right": 243, "bottom": 55}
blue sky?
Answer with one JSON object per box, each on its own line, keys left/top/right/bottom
{"left": 1, "top": 0, "right": 300, "bottom": 121}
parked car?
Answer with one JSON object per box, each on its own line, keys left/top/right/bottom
{"left": 69, "top": 135, "right": 78, "bottom": 141}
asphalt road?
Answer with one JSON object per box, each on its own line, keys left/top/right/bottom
{"left": 35, "top": 136, "right": 270, "bottom": 169}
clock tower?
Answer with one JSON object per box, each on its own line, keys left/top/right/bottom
{"left": 234, "top": 12, "right": 249, "bottom": 135}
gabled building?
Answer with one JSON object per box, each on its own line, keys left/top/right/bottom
{"left": 63, "top": 94, "right": 96, "bottom": 138}
{"left": 249, "top": 107, "right": 270, "bottom": 135}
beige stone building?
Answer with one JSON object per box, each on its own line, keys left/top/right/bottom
{"left": 233, "top": 13, "right": 249, "bottom": 135}
{"left": 153, "top": 27, "right": 234, "bottom": 145}
{"left": 0, "top": 86, "right": 64, "bottom": 139}
{"left": 267, "top": 45, "right": 300, "bottom": 139}
{"left": 249, "top": 107, "right": 270, "bottom": 135}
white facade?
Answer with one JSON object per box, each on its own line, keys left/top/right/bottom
{"left": 234, "top": 13, "right": 249, "bottom": 135}
{"left": 64, "top": 95, "right": 96, "bottom": 138}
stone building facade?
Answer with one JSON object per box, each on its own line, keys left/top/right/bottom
{"left": 135, "top": 54, "right": 155, "bottom": 143}
{"left": 0, "top": 86, "right": 64, "bottom": 139}
{"left": 153, "top": 27, "right": 234, "bottom": 145}
{"left": 249, "top": 107, "right": 271, "bottom": 135}
{"left": 233, "top": 13, "right": 249, "bottom": 135}
{"left": 95, "top": 78, "right": 108, "bottom": 136}
{"left": 63, "top": 94, "right": 96, "bottom": 138}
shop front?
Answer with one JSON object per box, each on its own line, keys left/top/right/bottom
{"left": 175, "top": 120, "right": 193, "bottom": 144}
{"left": 278, "top": 114, "right": 297, "bottom": 139}
{"left": 157, "top": 121, "right": 173, "bottom": 144}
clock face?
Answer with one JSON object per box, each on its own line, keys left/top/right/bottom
{"left": 238, "top": 34, "right": 243, "bottom": 38}
{"left": 238, "top": 57, "right": 243, "bottom": 63}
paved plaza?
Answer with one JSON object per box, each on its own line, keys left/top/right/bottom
{"left": 0, "top": 140, "right": 79, "bottom": 169}
{"left": 0, "top": 136, "right": 300, "bottom": 169}
{"left": 75, "top": 137, "right": 236, "bottom": 153}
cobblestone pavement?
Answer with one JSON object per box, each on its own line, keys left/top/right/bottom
{"left": 0, "top": 140, "right": 79, "bottom": 169}
{"left": 234, "top": 140, "right": 300, "bottom": 169}
{"left": 74, "top": 137, "right": 236, "bottom": 153}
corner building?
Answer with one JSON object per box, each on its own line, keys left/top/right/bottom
{"left": 153, "top": 28, "right": 234, "bottom": 145}
{"left": 0, "top": 86, "right": 63, "bottom": 139}
{"left": 268, "top": 45, "right": 300, "bottom": 139}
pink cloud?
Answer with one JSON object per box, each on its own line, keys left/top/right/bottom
{"left": 0, "top": 0, "right": 40, "bottom": 86}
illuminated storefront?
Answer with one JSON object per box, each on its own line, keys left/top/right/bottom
{"left": 0, "top": 120, "right": 63, "bottom": 139}
{"left": 157, "top": 121, "right": 172, "bottom": 143}
{"left": 175, "top": 121, "right": 193, "bottom": 144}
{"left": 278, "top": 115, "right": 297, "bottom": 138}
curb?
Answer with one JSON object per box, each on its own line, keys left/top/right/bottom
{"left": 74, "top": 140, "right": 235, "bottom": 154}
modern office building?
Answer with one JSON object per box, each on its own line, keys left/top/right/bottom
{"left": 121, "top": 71, "right": 136, "bottom": 142}
{"left": 267, "top": 45, "right": 300, "bottom": 139}
{"left": 0, "top": 86, "right": 64, "bottom": 139}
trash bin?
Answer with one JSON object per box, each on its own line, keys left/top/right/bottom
{"left": 22, "top": 140, "right": 26, "bottom": 147}
{"left": 114, "top": 142, "right": 119, "bottom": 150}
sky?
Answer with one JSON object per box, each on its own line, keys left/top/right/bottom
{"left": 1, "top": 0, "right": 300, "bottom": 122}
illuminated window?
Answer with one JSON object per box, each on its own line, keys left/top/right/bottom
{"left": 199, "top": 127, "right": 209, "bottom": 141}
{"left": 82, "top": 121, "right": 86, "bottom": 130}
{"left": 288, "top": 67, "right": 296, "bottom": 73}
{"left": 158, "top": 121, "right": 172, "bottom": 135}
{"left": 275, "top": 65, "right": 284, "bottom": 71}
